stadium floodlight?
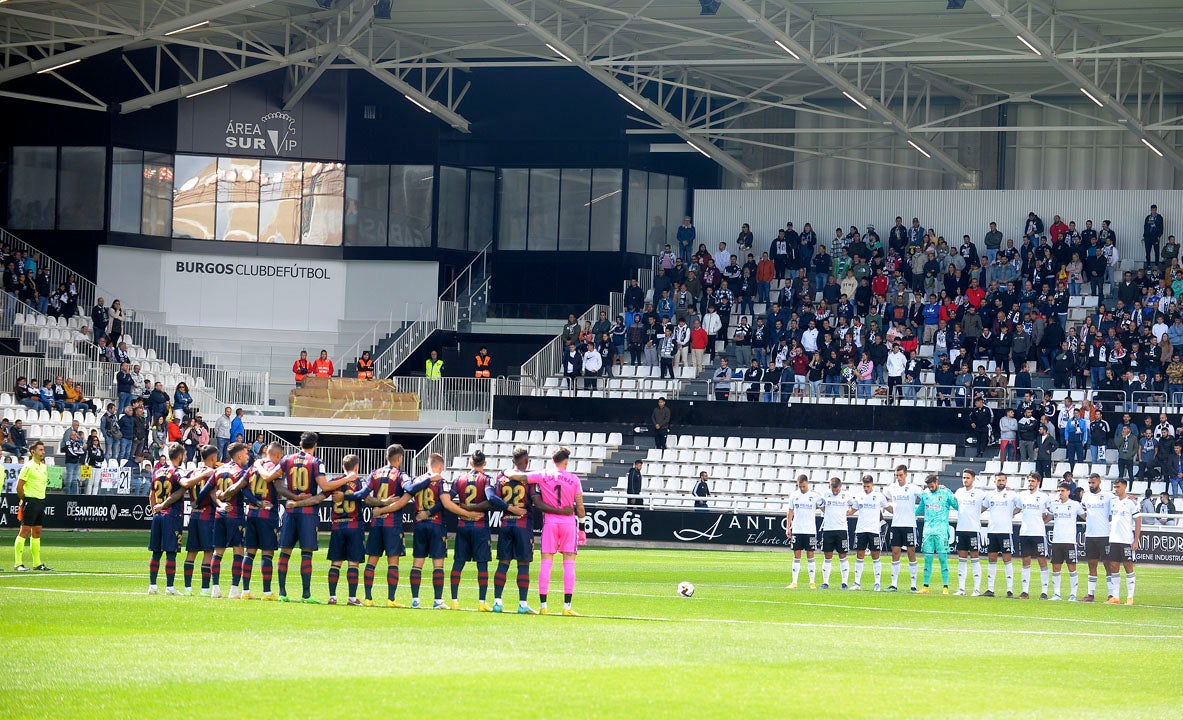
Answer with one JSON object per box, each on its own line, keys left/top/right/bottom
{"left": 1080, "top": 88, "right": 1104, "bottom": 107}
{"left": 1016, "top": 35, "right": 1041, "bottom": 55}
{"left": 907, "top": 140, "right": 932, "bottom": 158}
{"left": 186, "top": 83, "right": 228, "bottom": 98}
{"left": 36, "top": 58, "right": 80, "bottom": 74}
{"left": 374, "top": 0, "right": 392, "bottom": 20}
{"left": 1141, "top": 138, "right": 1165, "bottom": 157}
{"left": 699, "top": 1, "right": 721, "bottom": 15}
{"left": 842, "top": 91, "right": 867, "bottom": 110}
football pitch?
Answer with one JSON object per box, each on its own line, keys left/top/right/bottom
{"left": 2, "top": 532, "right": 1182, "bottom": 719}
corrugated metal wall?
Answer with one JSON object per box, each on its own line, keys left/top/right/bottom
{"left": 692, "top": 189, "right": 1183, "bottom": 266}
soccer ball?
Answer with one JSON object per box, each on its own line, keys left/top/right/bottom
{"left": 677, "top": 581, "right": 695, "bottom": 598}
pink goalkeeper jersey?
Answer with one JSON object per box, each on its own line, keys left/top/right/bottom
{"left": 528, "top": 468, "right": 583, "bottom": 525}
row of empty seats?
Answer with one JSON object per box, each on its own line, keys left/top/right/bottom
{"left": 481, "top": 429, "right": 623, "bottom": 447}
{"left": 654, "top": 436, "right": 958, "bottom": 457}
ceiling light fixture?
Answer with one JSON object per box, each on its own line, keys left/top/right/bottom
{"left": 404, "top": 94, "right": 432, "bottom": 114}
{"left": 1079, "top": 88, "right": 1104, "bottom": 107}
{"left": 164, "top": 20, "right": 209, "bottom": 36}
{"left": 1141, "top": 138, "right": 1164, "bottom": 157}
{"left": 1016, "top": 35, "right": 1041, "bottom": 55}
{"left": 186, "top": 83, "right": 228, "bottom": 98}
{"left": 842, "top": 90, "right": 867, "bottom": 110}
{"left": 36, "top": 58, "right": 80, "bottom": 74}
{"left": 545, "top": 43, "right": 572, "bottom": 62}
{"left": 907, "top": 140, "right": 932, "bottom": 158}
{"left": 773, "top": 40, "right": 799, "bottom": 60}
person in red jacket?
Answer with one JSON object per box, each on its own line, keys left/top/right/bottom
{"left": 689, "top": 320, "right": 709, "bottom": 375}
{"left": 292, "top": 351, "right": 311, "bottom": 386}
{"left": 312, "top": 350, "right": 334, "bottom": 378}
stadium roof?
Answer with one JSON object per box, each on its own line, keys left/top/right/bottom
{"left": 2, "top": 0, "right": 1181, "bottom": 180}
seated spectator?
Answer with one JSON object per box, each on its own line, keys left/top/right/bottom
{"left": 150, "top": 416, "right": 169, "bottom": 459}
{"left": 14, "top": 376, "right": 43, "bottom": 411}
{"left": 63, "top": 378, "right": 95, "bottom": 413}
{"left": 1155, "top": 493, "right": 1177, "bottom": 526}
{"left": 0, "top": 418, "right": 16, "bottom": 456}
{"left": 166, "top": 415, "right": 183, "bottom": 444}
{"left": 38, "top": 378, "right": 58, "bottom": 411}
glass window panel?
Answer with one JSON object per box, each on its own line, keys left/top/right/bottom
{"left": 467, "top": 170, "right": 494, "bottom": 250}
{"left": 58, "top": 147, "right": 106, "bottom": 230}
{"left": 343, "top": 165, "right": 388, "bottom": 247}
{"left": 589, "top": 168, "right": 623, "bottom": 252}
{"left": 646, "top": 173, "right": 669, "bottom": 256}
{"left": 557, "top": 168, "right": 591, "bottom": 251}
{"left": 437, "top": 166, "right": 467, "bottom": 250}
{"left": 626, "top": 169, "right": 648, "bottom": 253}
{"left": 301, "top": 161, "right": 344, "bottom": 246}
{"left": 388, "top": 165, "right": 433, "bottom": 247}
{"left": 215, "top": 157, "right": 260, "bottom": 242}
{"left": 527, "top": 168, "right": 560, "bottom": 251}
{"left": 142, "top": 152, "right": 173, "bottom": 237}
{"left": 666, "top": 176, "right": 686, "bottom": 250}
{"left": 497, "top": 168, "right": 529, "bottom": 250}
{"left": 110, "top": 148, "right": 143, "bottom": 234}
{"left": 9, "top": 147, "right": 58, "bottom": 230}
{"left": 172, "top": 155, "right": 218, "bottom": 239}
{"left": 258, "top": 160, "right": 303, "bottom": 244}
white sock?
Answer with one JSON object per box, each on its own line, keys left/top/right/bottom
{"left": 807, "top": 559, "right": 816, "bottom": 584}
{"left": 987, "top": 562, "right": 997, "bottom": 591}
{"left": 1107, "top": 575, "right": 1118, "bottom": 598}
{"left": 1005, "top": 562, "right": 1014, "bottom": 592}
{"left": 564, "top": 601, "right": 572, "bottom": 610}
{"left": 873, "top": 558, "right": 882, "bottom": 586}
{"left": 1040, "top": 567, "right": 1049, "bottom": 595}
{"left": 1052, "top": 571, "right": 1061, "bottom": 596}
{"left": 791, "top": 558, "right": 801, "bottom": 584}
{"left": 840, "top": 558, "right": 849, "bottom": 586}
{"left": 891, "top": 560, "right": 900, "bottom": 586}
{"left": 821, "top": 558, "right": 832, "bottom": 585}
{"left": 1022, "top": 565, "right": 1031, "bottom": 593}
{"left": 854, "top": 557, "right": 864, "bottom": 584}
{"left": 1088, "top": 574, "right": 1097, "bottom": 596}
{"left": 1126, "top": 573, "right": 1136, "bottom": 601}
{"left": 957, "top": 560, "right": 967, "bottom": 591}
{"left": 519, "top": 600, "right": 528, "bottom": 608}
{"left": 972, "top": 560, "right": 982, "bottom": 592}
{"left": 1069, "top": 571, "right": 1077, "bottom": 597}
{"left": 908, "top": 561, "right": 918, "bottom": 589}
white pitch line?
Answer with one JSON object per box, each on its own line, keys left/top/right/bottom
{"left": 0, "top": 572, "right": 144, "bottom": 579}
{"left": 0, "top": 585, "right": 141, "bottom": 596}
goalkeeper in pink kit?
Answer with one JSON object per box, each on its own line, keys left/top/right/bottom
{"left": 504, "top": 447, "right": 586, "bottom": 616}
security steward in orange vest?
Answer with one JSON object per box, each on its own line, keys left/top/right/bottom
{"left": 292, "top": 350, "right": 311, "bottom": 386}
{"left": 474, "top": 347, "right": 492, "bottom": 379}
{"left": 356, "top": 350, "right": 375, "bottom": 380}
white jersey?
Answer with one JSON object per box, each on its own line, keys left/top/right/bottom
{"left": 954, "top": 487, "right": 987, "bottom": 532}
{"left": 852, "top": 489, "right": 888, "bottom": 535}
{"left": 985, "top": 489, "right": 1020, "bottom": 533}
{"left": 820, "top": 491, "right": 852, "bottom": 531}
{"left": 1018, "top": 490, "right": 1051, "bottom": 537}
{"left": 886, "top": 483, "right": 921, "bottom": 528}
{"left": 1048, "top": 499, "right": 1084, "bottom": 545}
{"left": 1081, "top": 490, "right": 1116, "bottom": 538}
{"left": 788, "top": 490, "right": 821, "bottom": 535}
{"left": 1108, "top": 496, "right": 1139, "bottom": 545}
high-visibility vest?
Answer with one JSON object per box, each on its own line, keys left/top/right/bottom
{"left": 474, "top": 354, "right": 491, "bottom": 378}
{"left": 425, "top": 359, "right": 443, "bottom": 379}
{"left": 357, "top": 356, "right": 374, "bottom": 380}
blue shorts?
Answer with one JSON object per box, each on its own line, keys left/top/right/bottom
{"left": 496, "top": 524, "right": 533, "bottom": 563}
{"left": 149, "top": 513, "right": 183, "bottom": 553}
{"left": 213, "top": 516, "right": 244, "bottom": 549}
{"left": 185, "top": 518, "right": 214, "bottom": 553}
{"left": 279, "top": 512, "right": 319, "bottom": 551}
{"left": 244, "top": 515, "right": 279, "bottom": 551}
{"left": 328, "top": 527, "right": 366, "bottom": 563}
{"left": 365, "top": 525, "right": 405, "bottom": 557}
{"left": 453, "top": 524, "right": 492, "bottom": 564}
{"left": 412, "top": 522, "right": 447, "bottom": 559}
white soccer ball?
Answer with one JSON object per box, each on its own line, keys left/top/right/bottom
{"left": 677, "top": 581, "right": 695, "bottom": 598}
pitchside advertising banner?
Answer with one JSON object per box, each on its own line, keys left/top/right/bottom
{"left": 3, "top": 498, "right": 1181, "bottom": 564}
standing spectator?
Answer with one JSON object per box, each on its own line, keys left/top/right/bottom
{"left": 676, "top": 216, "right": 695, "bottom": 262}
{"left": 1089, "top": 413, "right": 1112, "bottom": 464}
{"left": 968, "top": 397, "right": 992, "bottom": 457}
{"left": 312, "top": 350, "right": 333, "bottom": 378}
{"left": 166, "top": 414, "right": 183, "bottom": 444}
{"left": 425, "top": 349, "right": 444, "bottom": 380}
{"left": 1115, "top": 424, "right": 1137, "bottom": 486}
{"left": 581, "top": 342, "right": 602, "bottom": 390}
{"left": 1017, "top": 407, "right": 1038, "bottom": 461}
{"left": 1035, "top": 424, "right": 1056, "bottom": 478}
{"left": 132, "top": 405, "right": 149, "bottom": 466}
{"left": 884, "top": 343, "right": 906, "bottom": 404}
{"left": 100, "top": 403, "right": 120, "bottom": 455}
{"left": 214, "top": 406, "right": 233, "bottom": 460}
{"left": 91, "top": 296, "right": 109, "bottom": 344}
{"left": 626, "top": 460, "right": 644, "bottom": 507}
{"left": 1064, "top": 409, "right": 1089, "bottom": 465}
{"left": 756, "top": 252, "right": 775, "bottom": 305}
{"left": 651, "top": 397, "right": 671, "bottom": 449}
{"left": 231, "top": 408, "right": 245, "bottom": 456}
{"left": 292, "top": 350, "right": 312, "bottom": 385}
{"left": 689, "top": 319, "right": 708, "bottom": 375}
{"left": 712, "top": 358, "right": 732, "bottom": 401}
{"left": 108, "top": 299, "right": 124, "bottom": 345}
{"left": 1155, "top": 493, "right": 1176, "bottom": 526}
{"left": 115, "top": 362, "right": 135, "bottom": 413}
{"left": 1143, "top": 204, "right": 1164, "bottom": 265}
{"left": 562, "top": 341, "right": 581, "bottom": 389}
{"left": 181, "top": 417, "right": 202, "bottom": 463}
{"left": 743, "top": 359, "right": 764, "bottom": 403}
{"left": 117, "top": 405, "right": 135, "bottom": 464}
{"left": 561, "top": 314, "right": 580, "bottom": 345}
{"left": 62, "top": 430, "right": 85, "bottom": 494}
{"left": 83, "top": 436, "right": 104, "bottom": 494}
{"left": 357, "top": 350, "right": 375, "bottom": 380}
{"left": 173, "top": 382, "right": 193, "bottom": 421}
{"left": 692, "top": 471, "right": 711, "bottom": 511}
{"left": 701, "top": 306, "right": 721, "bottom": 363}
{"left": 998, "top": 409, "right": 1018, "bottom": 461}
{"left": 148, "top": 382, "right": 170, "bottom": 421}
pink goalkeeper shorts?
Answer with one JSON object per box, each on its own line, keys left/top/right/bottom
{"left": 541, "top": 521, "right": 578, "bottom": 554}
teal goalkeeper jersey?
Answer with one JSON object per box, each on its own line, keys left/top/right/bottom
{"left": 918, "top": 487, "right": 958, "bottom": 538}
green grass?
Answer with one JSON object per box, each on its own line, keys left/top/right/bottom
{"left": 2, "top": 532, "right": 1182, "bottom": 719}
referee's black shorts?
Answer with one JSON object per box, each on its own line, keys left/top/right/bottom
{"left": 19, "top": 497, "right": 47, "bottom": 527}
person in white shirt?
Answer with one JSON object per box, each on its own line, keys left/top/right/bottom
{"left": 953, "top": 468, "right": 987, "bottom": 596}
{"left": 785, "top": 475, "right": 821, "bottom": 589}
{"left": 580, "top": 342, "right": 602, "bottom": 390}
{"left": 884, "top": 344, "right": 907, "bottom": 404}
{"left": 850, "top": 475, "right": 887, "bottom": 591}
{"left": 983, "top": 473, "right": 1020, "bottom": 597}
{"left": 1016, "top": 472, "right": 1051, "bottom": 599}
{"left": 1080, "top": 472, "right": 1116, "bottom": 602}
{"left": 884, "top": 465, "right": 920, "bottom": 592}
{"left": 801, "top": 323, "right": 819, "bottom": 354}
{"left": 1105, "top": 477, "right": 1141, "bottom": 605}
{"left": 1047, "top": 481, "right": 1085, "bottom": 601}
{"left": 673, "top": 319, "right": 691, "bottom": 373}
{"left": 701, "top": 308, "right": 722, "bottom": 363}
{"left": 818, "top": 477, "right": 853, "bottom": 590}
{"left": 713, "top": 242, "right": 731, "bottom": 273}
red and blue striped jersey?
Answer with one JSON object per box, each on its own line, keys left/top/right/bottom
{"left": 493, "top": 472, "right": 532, "bottom": 529}
{"left": 150, "top": 465, "right": 184, "bottom": 518}
{"left": 214, "top": 462, "right": 247, "bottom": 519}
{"left": 244, "top": 463, "right": 279, "bottom": 520}
{"left": 281, "top": 452, "right": 324, "bottom": 515}
{"left": 446, "top": 470, "right": 491, "bottom": 527}
{"left": 367, "top": 465, "right": 408, "bottom": 529}
{"left": 408, "top": 474, "right": 445, "bottom": 526}
{"left": 193, "top": 468, "right": 219, "bottom": 521}
{"left": 331, "top": 478, "right": 364, "bottom": 531}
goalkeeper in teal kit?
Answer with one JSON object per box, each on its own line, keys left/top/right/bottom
{"left": 916, "top": 474, "right": 958, "bottom": 595}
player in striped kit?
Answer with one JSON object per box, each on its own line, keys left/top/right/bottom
{"left": 286, "top": 456, "right": 366, "bottom": 605}
{"left": 444, "top": 451, "right": 499, "bottom": 610}
{"left": 983, "top": 473, "right": 1019, "bottom": 598}
{"left": 147, "top": 443, "right": 196, "bottom": 595}
{"left": 884, "top": 465, "right": 921, "bottom": 592}
{"left": 403, "top": 453, "right": 480, "bottom": 609}
{"left": 235, "top": 443, "right": 286, "bottom": 600}
{"left": 209, "top": 443, "right": 250, "bottom": 599}
{"left": 818, "top": 477, "right": 853, "bottom": 590}
{"left": 785, "top": 475, "right": 821, "bottom": 589}
{"left": 953, "top": 469, "right": 987, "bottom": 596}
{"left": 1079, "top": 473, "right": 1116, "bottom": 602}
{"left": 850, "top": 475, "right": 887, "bottom": 591}
{"left": 1016, "top": 472, "right": 1051, "bottom": 599}
{"left": 1047, "top": 481, "right": 1085, "bottom": 601}
{"left": 181, "top": 445, "right": 219, "bottom": 596}
{"left": 358, "top": 444, "right": 414, "bottom": 607}
{"left": 1105, "top": 478, "right": 1141, "bottom": 605}
{"left": 491, "top": 448, "right": 538, "bottom": 614}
